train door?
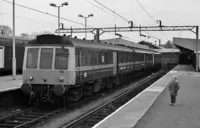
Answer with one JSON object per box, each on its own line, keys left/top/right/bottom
{"left": 75, "top": 47, "right": 81, "bottom": 83}
{"left": 91, "top": 49, "right": 98, "bottom": 79}
{"left": 113, "top": 51, "right": 118, "bottom": 74}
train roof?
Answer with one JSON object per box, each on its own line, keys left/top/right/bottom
{"left": 101, "top": 38, "right": 158, "bottom": 54}
{"left": 28, "top": 35, "right": 133, "bottom": 52}
{"left": 28, "top": 34, "right": 158, "bottom": 53}
{"left": 101, "top": 38, "right": 149, "bottom": 49}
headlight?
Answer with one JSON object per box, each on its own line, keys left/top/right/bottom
{"left": 29, "top": 76, "right": 33, "bottom": 81}
{"left": 59, "top": 76, "right": 64, "bottom": 82}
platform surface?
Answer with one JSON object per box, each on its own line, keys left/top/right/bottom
{"left": 0, "top": 75, "right": 22, "bottom": 93}
{"left": 93, "top": 65, "right": 199, "bottom": 128}
{"left": 134, "top": 65, "right": 200, "bottom": 128}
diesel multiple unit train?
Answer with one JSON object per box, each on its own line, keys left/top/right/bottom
{"left": 21, "top": 34, "right": 161, "bottom": 104}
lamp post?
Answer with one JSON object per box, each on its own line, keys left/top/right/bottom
{"left": 12, "top": 0, "right": 16, "bottom": 80}
{"left": 78, "top": 14, "right": 93, "bottom": 39}
{"left": 50, "top": 2, "right": 68, "bottom": 35}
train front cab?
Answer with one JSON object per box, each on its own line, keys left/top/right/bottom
{"left": 21, "top": 45, "right": 75, "bottom": 103}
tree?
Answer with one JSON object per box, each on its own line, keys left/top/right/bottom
{"left": 20, "top": 33, "right": 29, "bottom": 38}
{"left": 20, "top": 31, "right": 54, "bottom": 39}
{"left": 163, "top": 40, "right": 174, "bottom": 48}
{"left": 0, "top": 25, "right": 12, "bottom": 36}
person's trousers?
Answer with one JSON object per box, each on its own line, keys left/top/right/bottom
{"left": 171, "top": 95, "right": 176, "bottom": 104}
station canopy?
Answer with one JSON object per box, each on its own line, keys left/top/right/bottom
{"left": 173, "top": 37, "right": 200, "bottom": 52}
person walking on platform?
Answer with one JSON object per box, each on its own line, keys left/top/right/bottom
{"left": 168, "top": 75, "right": 180, "bottom": 106}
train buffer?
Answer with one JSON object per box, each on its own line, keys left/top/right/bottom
{"left": 93, "top": 65, "right": 200, "bottom": 128}
{"left": 0, "top": 75, "right": 22, "bottom": 93}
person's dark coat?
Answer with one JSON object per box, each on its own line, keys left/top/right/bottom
{"left": 169, "top": 79, "right": 179, "bottom": 96}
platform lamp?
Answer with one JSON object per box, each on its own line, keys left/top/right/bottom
{"left": 78, "top": 14, "right": 94, "bottom": 39}
{"left": 50, "top": 2, "right": 68, "bottom": 35}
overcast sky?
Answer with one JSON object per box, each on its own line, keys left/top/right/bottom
{"left": 0, "top": 0, "right": 199, "bottom": 44}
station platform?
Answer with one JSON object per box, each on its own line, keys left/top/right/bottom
{"left": 0, "top": 75, "right": 22, "bottom": 93}
{"left": 93, "top": 65, "right": 199, "bottom": 128}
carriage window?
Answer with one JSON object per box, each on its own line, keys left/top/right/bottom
{"left": 40, "top": 48, "right": 53, "bottom": 69}
{"left": 76, "top": 51, "right": 80, "bottom": 67}
{"left": 26, "top": 48, "right": 39, "bottom": 69}
{"left": 92, "top": 51, "right": 99, "bottom": 66}
{"left": 80, "top": 49, "right": 91, "bottom": 66}
{"left": 99, "top": 51, "right": 106, "bottom": 65}
{"left": 55, "top": 48, "right": 69, "bottom": 69}
{"left": 106, "top": 51, "right": 113, "bottom": 64}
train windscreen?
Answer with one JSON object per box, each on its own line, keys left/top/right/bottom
{"left": 26, "top": 48, "right": 39, "bottom": 69}
{"left": 55, "top": 48, "right": 69, "bottom": 69}
{"left": 40, "top": 48, "right": 53, "bottom": 69}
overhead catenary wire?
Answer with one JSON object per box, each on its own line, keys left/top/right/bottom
{"left": 135, "top": 0, "right": 157, "bottom": 23}
{"left": 135, "top": 0, "right": 168, "bottom": 41}
{"left": 86, "top": 0, "right": 154, "bottom": 41}
{"left": 2, "top": 0, "right": 87, "bottom": 27}
{"left": 2, "top": 0, "right": 163, "bottom": 42}
{"left": 93, "top": 0, "right": 130, "bottom": 22}
{"left": 84, "top": 0, "right": 118, "bottom": 19}
{"left": 2, "top": 0, "right": 130, "bottom": 39}
{"left": 0, "top": 11, "right": 57, "bottom": 24}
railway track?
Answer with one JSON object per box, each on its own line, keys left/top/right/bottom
{"left": 0, "top": 70, "right": 166, "bottom": 128}
{"left": 61, "top": 70, "right": 167, "bottom": 128}
{"left": 0, "top": 107, "right": 64, "bottom": 128}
